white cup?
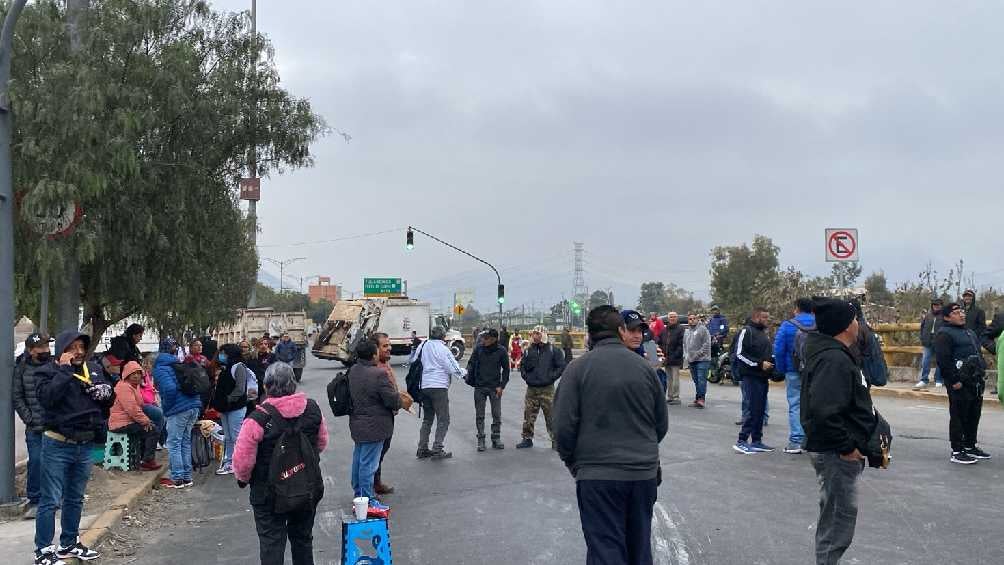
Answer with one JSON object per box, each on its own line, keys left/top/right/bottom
{"left": 353, "top": 497, "right": 369, "bottom": 520}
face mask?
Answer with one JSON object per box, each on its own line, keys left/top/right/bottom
{"left": 218, "top": 353, "right": 228, "bottom": 364}
{"left": 34, "top": 352, "right": 51, "bottom": 363}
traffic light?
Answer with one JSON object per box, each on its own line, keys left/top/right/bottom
{"left": 406, "top": 228, "right": 414, "bottom": 250}
{"left": 569, "top": 299, "right": 581, "bottom": 315}
{"left": 497, "top": 284, "right": 505, "bottom": 304}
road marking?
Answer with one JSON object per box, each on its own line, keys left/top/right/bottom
{"left": 653, "top": 501, "right": 691, "bottom": 565}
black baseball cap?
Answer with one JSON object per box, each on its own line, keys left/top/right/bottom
{"left": 620, "top": 310, "right": 649, "bottom": 331}
{"left": 25, "top": 333, "right": 50, "bottom": 348}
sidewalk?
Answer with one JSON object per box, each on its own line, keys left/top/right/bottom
{"left": 868, "top": 380, "right": 1002, "bottom": 407}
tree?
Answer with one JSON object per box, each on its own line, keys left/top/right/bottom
{"left": 709, "top": 235, "right": 781, "bottom": 323}
{"left": 588, "top": 290, "right": 611, "bottom": 311}
{"left": 11, "top": 1, "right": 326, "bottom": 344}
{"left": 864, "top": 271, "right": 894, "bottom": 306}
{"left": 460, "top": 306, "right": 482, "bottom": 329}
{"left": 637, "top": 282, "right": 667, "bottom": 314}
{"left": 830, "top": 262, "right": 862, "bottom": 289}
{"left": 663, "top": 283, "right": 704, "bottom": 315}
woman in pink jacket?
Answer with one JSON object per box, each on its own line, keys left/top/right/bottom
{"left": 233, "top": 362, "right": 328, "bottom": 565}
{"left": 109, "top": 362, "right": 162, "bottom": 471}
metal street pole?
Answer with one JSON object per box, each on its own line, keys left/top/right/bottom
{"left": 262, "top": 257, "right": 305, "bottom": 294}
{"left": 247, "top": 0, "right": 259, "bottom": 307}
{"left": 0, "top": 0, "right": 30, "bottom": 506}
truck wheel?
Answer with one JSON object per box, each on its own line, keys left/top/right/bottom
{"left": 451, "top": 341, "right": 465, "bottom": 360}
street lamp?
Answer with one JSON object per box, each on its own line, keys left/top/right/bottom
{"left": 262, "top": 256, "right": 306, "bottom": 294}
{"left": 405, "top": 226, "right": 505, "bottom": 329}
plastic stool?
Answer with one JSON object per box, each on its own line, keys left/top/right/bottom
{"left": 104, "top": 432, "right": 136, "bottom": 471}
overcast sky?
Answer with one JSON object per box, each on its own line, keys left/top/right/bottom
{"left": 216, "top": 1, "right": 1004, "bottom": 310}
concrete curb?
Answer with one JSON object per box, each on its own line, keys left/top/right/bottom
{"left": 80, "top": 466, "right": 168, "bottom": 549}
{"left": 868, "top": 385, "right": 1002, "bottom": 409}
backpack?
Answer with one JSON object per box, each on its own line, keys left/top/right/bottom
{"left": 191, "top": 427, "right": 213, "bottom": 471}
{"left": 790, "top": 319, "right": 816, "bottom": 373}
{"left": 405, "top": 342, "right": 427, "bottom": 405}
{"left": 173, "top": 362, "right": 212, "bottom": 397}
{"left": 226, "top": 362, "right": 251, "bottom": 406}
{"left": 249, "top": 402, "right": 323, "bottom": 514}
{"left": 326, "top": 370, "right": 353, "bottom": 417}
{"left": 860, "top": 330, "right": 888, "bottom": 387}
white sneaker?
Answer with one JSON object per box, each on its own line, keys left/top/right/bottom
{"left": 935, "top": 382, "right": 944, "bottom": 388}
{"left": 913, "top": 381, "right": 929, "bottom": 390}
{"left": 215, "top": 465, "right": 233, "bottom": 476}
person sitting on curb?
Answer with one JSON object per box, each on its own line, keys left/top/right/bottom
{"left": 109, "top": 361, "right": 162, "bottom": 471}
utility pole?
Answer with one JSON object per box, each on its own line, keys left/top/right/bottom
{"left": 262, "top": 256, "right": 305, "bottom": 294}
{"left": 247, "top": 0, "right": 260, "bottom": 307}
{"left": 0, "top": 0, "right": 31, "bottom": 506}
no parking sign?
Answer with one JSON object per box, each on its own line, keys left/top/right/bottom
{"left": 825, "top": 229, "right": 859, "bottom": 262}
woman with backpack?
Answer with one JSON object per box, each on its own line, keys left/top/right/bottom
{"left": 233, "top": 362, "right": 328, "bottom": 565}
{"left": 211, "top": 344, "right": 257, "bottom": 476}
{"left": 153, "top": 338, "right": 203, "bottom": 489}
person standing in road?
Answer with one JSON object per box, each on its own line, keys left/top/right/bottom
{"left": 961, "top": 289, "right": 987, "bottom": 341}
{"left": 234, "top": 362, "right": 327, "bottom": 565}
{"left": 560, "top": 327, "right": 575, "bottom": 363}
{"left": 707, "top": 305, "right": 729, "bottom": 359}
{"left": 773, "top": 298, "right": 816, "bottom": 454}
{"left": 410, "top": 330, "right": 421, "bottom": 354}
{"left": 554, "top": 305, "right": 668, "bottom": 565}
{"left": 733, "top": 307, "right": 776, "bottom": 454}
{"left": 510, "top": 330, "right": 524, "bottom": 369}
{"left": 516, "top": 329, "right": 566, "bottom": 450}
{"left": 415, "top": 326, "right": 466, "bottom": 460}
{"left": 648, "top": 313, "right": 665, "bottom": 342}
{"left": 14, "top": 333, "right": 50, "bottom": 521}
{"left": 466, "top": 329, "right": 509, "bottom": 452}
{"left": 801, "top": 298, "right": 877, "bottom": 565}
{"left": 500, "top": 326, "right": 511, "bottom": 352}
{"left": 211, "top": 344, "right": 254, "bottom": 476}
{"left": 684, "top": 312, "right": 711, "bottom": 408}
{"left": 913, "top": 299, "right": 944, "bottom": 389}
{"left": 934, "top": 302, "right": 991, "bottom": 464}
{"left": 347, "top": 339, "right": 401, "bottom": 514}
{"left": 33, "top": 330, "right": 113, "bottom": 565}
{"left": 246, "top": 339, "right": 275, "bottom": 411}
{"left": 154, "top": 337, "right": 203, "bottom": 488}
{"left": 659, "top": 312, "right": 685, "bottom": 405}
{"left": 373, "top": 332, "right": 410, "bottom": 495}
{"left": 274, "top": 332, "right": 302, "bottom": 380}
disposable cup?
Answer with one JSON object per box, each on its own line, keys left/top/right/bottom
{"left": 353, "top": 497, "right": 369, "bottom": 520}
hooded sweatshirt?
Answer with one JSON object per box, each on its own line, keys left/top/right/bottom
{"left": 36, "top": 330, "right": 112, "bottom": 439}
{"left": 232, "top": 392, "right": 329, "bottom": 484}
{"left": 773, "top": 312, "right": 816, "bottom": 374}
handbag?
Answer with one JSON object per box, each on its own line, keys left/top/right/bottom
{"left": 866, "top": 408, "right": 893, "bottom": 469}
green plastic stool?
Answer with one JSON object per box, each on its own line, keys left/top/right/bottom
{"left": 104, "top": 432, "right": 133, "bottom": 471}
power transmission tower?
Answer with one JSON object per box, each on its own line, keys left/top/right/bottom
{"left": 573, "top": 241, "right": 588, "bottom": 298}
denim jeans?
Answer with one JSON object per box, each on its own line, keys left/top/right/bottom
{"left": 142, "top": 404, "right": 166, "bottom": 436}
{"left": 25, "top": 430, "right": 43, "bottom": 504}
{"left": 220, "top": 407, "right": 246, "bottom": 468}
{"left": 690, "top": 361, "right": 710, "bottom": 400}
{"left": 810, "top": 451, "right": 864, "bottom": 565}
{"left": 166, "top": 407, "right": 200, "bottom": 481}
{"left": 917, "top": 346, "right": 943, "bottom": 384}
{"left": 35, "top": 435, "right": 92, "bottom": 551}
{"left": 785, "top": 372, "right": 806, "bottom": 445}
{"left": 351, "top": 441, "right": 385, "bottom": 499}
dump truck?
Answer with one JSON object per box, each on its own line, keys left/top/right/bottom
{"left": 312, "top": 297, "right": 466, "bottom": 364}
{"left": 214, "top": 307, "right": 308, "bottom": 378}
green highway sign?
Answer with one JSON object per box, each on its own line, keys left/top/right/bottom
{"left": 363, "top": 277, "right": 403, "bottom": 297}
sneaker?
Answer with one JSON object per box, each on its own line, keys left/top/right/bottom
{"left": 159, "top": 477, "right": 176, "bottom": 488}
{"left": 34, "top": 547, "right": 67, "bottom": 565}
{"left": 140, "top": 460, "right": 163, "bottom": 471}
{"left": 965, "top": 447, "right": 992, "bottom": 460}
{"left": 491, "top": 439, "right": 505, "bottom": 450}
{"left": 430, "top": 449, "right": 453, "bottom": 460}
{"left": 181, "top": 479, "right": 194, "bottom": 488}
{"left": 416, "top": 447, "right": 433, "bottom": 459}
{"left": 667, "top": 398, "right": 682, "bottom": 406}
{"left": 368, "top": 499, "right": 390, "bottom": 512}
{"left": 733, "top": 441, "right": 755, "bottom": 455}
{"left": 749, "top": 442, "right": 775, "bottom": 452}
{"left": 516, "top": 438, "right": 533, "bottom": 449}
{"left": 56, "top": 541, "right": 99, "bottom": 561}
{"left": 783, "top": 443, "right": 804, "bottom": 454}
{"left": 23, "top": 503, "right": 37, "bottom": 520}
{"left": 912, "top": 381, "right": 929, "bottom": 390}
{"left": 476, "top": 437, "right": 486, "bottom": 452}
{"left": 951, "top": 451, "right": 978, "bottom": 465}
{"left": 934, "top": 382, "right": 944, "bottom": 388}
{"left": 695, "top": 398, "right": 705, "bottom": 409}
{"left": 215, "top": 465, "right": 234, "bottom": 475}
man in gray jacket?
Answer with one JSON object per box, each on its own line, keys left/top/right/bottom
{"left": 684, "top": 314, "right": 712, "bottom": 408}
{"left": 14, "top": 333, "right": 51, "bottom": 519}
{"left": 554, "top": 305, "right": 668, "bottom": 564}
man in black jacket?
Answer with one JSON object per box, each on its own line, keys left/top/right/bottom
{"left": 34, "top": 330, "right": 113, "bottom": 565}
{"left": 659, "top": 312, "right": 685, "bottom": 404}
{"left": 934, "top": 302, "right": 991, "bottom": 464}
{"left": 466, "top": 329, "right": 510, "bottom": 451}
{"left": 14, "top": 333, "right": 50, "bottom": 520}
{"left": 913, "top": 299, "right": 944, "bottom": 389}
{"left": 734, "top": 307, "right": 775, "bottom": 454}
{"left": 961, "top": 289, "right": 986, "bottom": 340}
{"left": 516, "top": 329, "right": 565, "bottom": 449}
{"left": 554, "top": 305, "right": 668, "bottom": 564}
{"left": 802, "top": 298, "right": 876, "bottom": 565}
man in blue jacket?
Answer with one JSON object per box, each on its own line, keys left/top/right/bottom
{"left": 707, "top": 306, "right": 729, "bottom": 359}
{"left": 773, "top": 298, "right": 816, "bottom": 454}
{"left": 153, "top": 337, "right": 203, "bottom": 488}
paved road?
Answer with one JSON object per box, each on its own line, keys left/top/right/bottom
{"left": 102, "top": 356, "right": 1004, "bottom": 565}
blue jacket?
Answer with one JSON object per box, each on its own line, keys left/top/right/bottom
{"left": 707, "top": 314, "right": 729, "bottom": 339}
{"left": 274, "top": 340, "right": 299, "bottom": 364}
{"left": 153, "top": 352, "right": 202, "bottom": 417}
{"left": 773, "top": 312, "right": 816, "bottom": 374}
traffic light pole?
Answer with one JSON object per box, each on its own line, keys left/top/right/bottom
{"left": 406, "top": 226, "right": 505, "bottom": 328}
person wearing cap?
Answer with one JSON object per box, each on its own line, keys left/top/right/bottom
{"left": 934, "top": 302, "right": 991, "bottom": 464}
{"left": 733, "top": 307, "right": 776, "bottom": 454}
{"left": 961, "top": 289, "right": 987, "bottom": 342}
{"left": 153, "top": 337, "right": 203, "bottom": 488}
{"left": 415, "top": 326, "right": 466, "bottom": 459}
{"left": 516, "top": 328, "right": 566, "bottom": 450}
{"left": 33, "top": 330, "right": 113, "bottom": 564}
{"left": 13, "top": 333, "right": 52, "bottom": 520}
{"left": 109, "top": 362, "right": 162, "bottom": 471}
{"left": 801, "top": 298, "right": 877, "bottom": 565}
{"left": 553, "top": 305, "right": 668, "bottom": 564}
{"left": 466, "top": 328, "right": 510, "bottom": 452}
{"left": 913, "top": 299, "right": 945, "bottom": 390}
{"left": 659, "top": 312, "right": 685, "bottom": 405}
{"left": 707, "top": 305, "right": 729, "bottom": 359}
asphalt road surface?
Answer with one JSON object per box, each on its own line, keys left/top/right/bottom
{"left": 102, "top": 355, "right": 1004, "bottom": 565}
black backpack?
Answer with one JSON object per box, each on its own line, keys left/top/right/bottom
{"left": 173, "top": 362, "right": 212, "bottom": 397}
{"left": 191, "top": 427, "right": 213, "bottom": 471}
{"left": 405, "top": 342, "right": 427, "bottom": 405}
{"left": 790, "top": 319, "right": 816, "bottom": 373}
{"left": 326, "top": 370, "right": 353, "bottom": 417}
{"left": 249, "top": 402, "right": 324, "bottom": 514}
{"left": 860, "top": 329, "right": 889, "bottom": 387}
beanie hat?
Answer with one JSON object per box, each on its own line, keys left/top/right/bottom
{"left": 813, "top": 298, "right": 856, "bottom": 337}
